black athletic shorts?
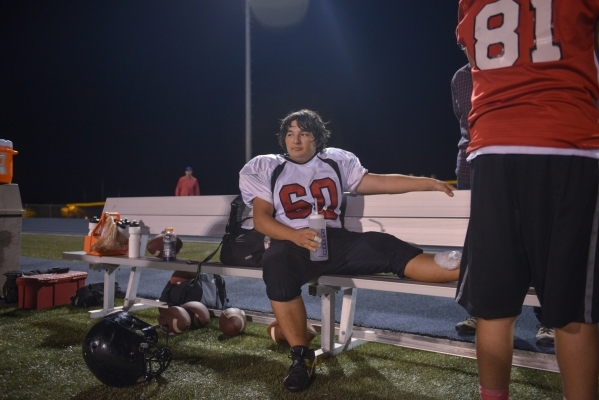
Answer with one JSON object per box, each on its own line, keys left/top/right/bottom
{"left": 455, "top": 154, "right": 599, "bottom": 328}
{"left": 262, "top": 227, "right": 423, "bottom": 302}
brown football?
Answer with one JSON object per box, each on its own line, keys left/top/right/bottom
{"left": 157, "top": 306, "right": 191, "bottom": 334}
{"left": 146, "top": 234, "right": 183, "bottom": 258}
{"left": 169, "top": 270, "right": 196, "bottom": 284}
{"left": 181, "top": 301, "right": 211, "bottom": 328}
{"left": 218, "top": 307, "right": 246, "bottom": 337}
{"left": 266, "top": 320, "right": 317, "bottom": 346}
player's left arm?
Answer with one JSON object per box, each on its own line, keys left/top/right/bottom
{"left": 355, "top": 173, "right": 455, "bottom": 196}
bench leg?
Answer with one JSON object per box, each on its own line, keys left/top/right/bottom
{"left": 102, "top": 265, "right": 116, "bottom": 312}
{"left": 123, "top": 266, "right": 142, "bottom": 311}
{"left": 320, "top": 290, "right": 336, "bottom": 353}
{"left": 87, "top": 263, "right": 117, "bottom": 318}
{"left": 338, "top": 288, "right": 357, "bottom": 345}
{"left": 314, "top": 285, "right": 368, "bottom": 360}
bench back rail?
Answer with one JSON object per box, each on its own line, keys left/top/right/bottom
{"left": 104, "top": 191, "right": 470, "bottom": 248}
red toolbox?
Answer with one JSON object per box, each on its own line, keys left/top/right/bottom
{"left": 16, "top": 272, "right": 88, "bottom": 310}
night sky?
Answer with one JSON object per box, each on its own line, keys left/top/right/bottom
{"left": 2, "top": 1, "right": 466, "bottom": 205}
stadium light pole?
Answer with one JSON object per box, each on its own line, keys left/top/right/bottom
{"left": 243, "top": 0, "right": 309, "bottom": 162}
{"left": 245, "top": 0, "right": 251, "bottom": 162}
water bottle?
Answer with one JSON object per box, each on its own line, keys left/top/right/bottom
{"left": 116, "top": 220, "right": 128, "bottom": 239}
{"left": 308, "top": 213, "right": 328, "bottom": 261}
{"left": 88, "top": 216, "right": 100, "bottom": 235}
{"left": 128, "top": 221, "right": 141, "bottom": 258}
{"left": 163, "top": 227, "right": 177, "bottom": 261}
{"left": 121, "top": 219, "right": 131, "bottom": 238}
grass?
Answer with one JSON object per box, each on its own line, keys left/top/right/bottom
{"left": 1, "top": 234, "right": 569, "bottom": 399}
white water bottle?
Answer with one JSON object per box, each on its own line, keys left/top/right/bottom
{"left": 128, "top": 221, "right": 141, "bottom": 258}
{"left": 88, "top": 216, "right": 100, "bottom": 235}
{"left": 163, "top": 227, "right": 177, "bottom": 261}
{"left": 308, "top": 213, "right": 328, "bottom": 261}
{"left": 121, "top": 219, "right": 131, "bottom": 238}
{"left": 116, "top": 220, "right": 128, "bottom": 239}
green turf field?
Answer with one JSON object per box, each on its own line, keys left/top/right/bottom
{"left": 0, "top": 234, "right": 567, "bottom": 399}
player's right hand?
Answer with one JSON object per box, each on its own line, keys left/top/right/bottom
{"left": 292, "top": 228, "right": 322, "bottom": 252}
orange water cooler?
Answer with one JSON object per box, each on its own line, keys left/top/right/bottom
{"left": 0, "top": 139, "right": 17, "bottom": 184}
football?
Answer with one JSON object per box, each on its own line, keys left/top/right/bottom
{"left": 218, "top": 307, "right": 246, "bottom": 337}
{"left": 181, "top": 301, "right": 211, "bottom": 328}
{"left": 267, "top": 320, "right": 317, "bottom": 346}
{"left": 169, "top": 270, "right": 196, "bottom": 285}
{"left": 146, "top": 234, "right": 183, "bottom": 258}
{"left": 157, "top": 306, "right": 191, "bottom": 334}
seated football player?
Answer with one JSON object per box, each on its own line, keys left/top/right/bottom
{"left": 239, "top": 109, "right": 460, "bottom": 392}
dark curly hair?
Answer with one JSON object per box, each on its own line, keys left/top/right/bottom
{"left": 277, "top": 109, "right": 331, "bottom": 153}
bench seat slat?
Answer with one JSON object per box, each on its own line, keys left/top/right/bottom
{"left": 316, "top": 275, "right": 540, "bottom": 307}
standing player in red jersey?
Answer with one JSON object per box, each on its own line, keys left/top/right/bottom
{"left": 454, "top": 1, "right": 599, "bottom": 399}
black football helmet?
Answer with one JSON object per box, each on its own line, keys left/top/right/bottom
{"left": 82, "top": 311, "right": 172, "bottom": 387}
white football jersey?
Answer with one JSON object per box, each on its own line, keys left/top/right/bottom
{"left": 239, "top": 148, "right": 367, "bottom": 229}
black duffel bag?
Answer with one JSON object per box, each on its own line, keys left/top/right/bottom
{"left": 70, "top": 282, "right": 124, "bottom": 308}
{"left": 159, "top": 243, "right": 229, "bottom": 310}
{"left": 219, "top": 195, "right": 265, "bottom": 268}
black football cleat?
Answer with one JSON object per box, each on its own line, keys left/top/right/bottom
{"left": 283, "top": 346, "right": 316, "bottom": 392}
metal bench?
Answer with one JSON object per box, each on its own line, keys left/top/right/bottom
{"left": 62, "top": 192, "right": 555, "bottom": 372}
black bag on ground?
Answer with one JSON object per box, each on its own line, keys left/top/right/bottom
{"left": 220, "top": 195, "right": 265, "bottom": 267}
{"left": 159, "top": 243, "right": 229, "bottom": 310}
{"left": 2, "top": 267, "right": 70, "bottom": 304}
{"left": 160, "top": 273, "right": 228, "bottom": 310}
{"left": 70, "top": 282, "right": 124, "bottom": 308}
{"left": 71, "top": 285, "right": 103, "bottom": 307}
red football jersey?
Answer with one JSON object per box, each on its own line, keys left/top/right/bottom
{"left": 457, "top": 0, "right": 599, "bottom": 152}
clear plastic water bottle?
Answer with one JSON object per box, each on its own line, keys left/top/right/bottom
{"left": 163, "top": 227, "right": 177, "bottom": 261}
{"left": 308, "top": 213, "right": 328, "bottom": 262}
